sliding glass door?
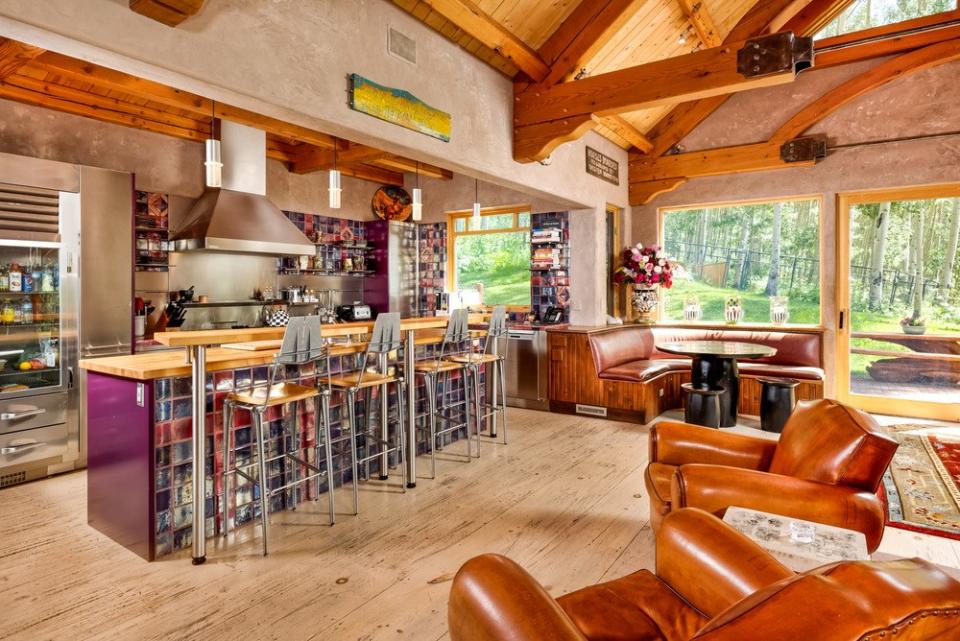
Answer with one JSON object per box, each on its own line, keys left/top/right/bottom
{"left": 837, "top": 184, "right": 960, "bottom": 420}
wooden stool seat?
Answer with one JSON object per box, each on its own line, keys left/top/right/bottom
{"left": 326, "top": 371, "right": 397, "bottom": 389}
{"left": 227, "top": 382, "right": 319, "bottom": 408}
{"left": 415, "top": 359, "right": 463, "bottom": 373}
{"left": 448, "top": 353, "right": 499, "bottom": 365}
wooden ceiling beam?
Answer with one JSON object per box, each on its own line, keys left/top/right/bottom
{"left": 592, "top": 115, "right": 654, "bottom": 153}
{"left": 0, "top": 79, "right": 207, "bottom": 142}
{"left": 0, "top": 38, "right": 45, "bottom": 81}
{"left": 814, "top": 9, "right": 960, "bottom": 68}
{"left": 628, "top": 38, "right": 960, "bottom": 202}
{"left": 372, "top": 156, "right": 454, "bottom": 179}
{"left": 288, "top": 143, "right": 389, "bottom": 174}
{"left": 772, "top": 37, "right": 960, "bottom": 143}
{"left": 515, "top": 34, "right": 810, "bottom": 128}
{"left": 417, "top": 0, "right": 550, "bottom": 81}
{"left": 530, "top": 0, "right": 648, "bottom": 88}
{"left": 33, "top": 51, "right": 211, "bottom": 115}
{"left": 782, "top": 0, "right": 855, "bottom": 35}
{"left": 640, "top": 0, "right": 815, "bottom": 157}
{"left": 338, "top": 164, "right": 405, "bottom": 187}
{"left": 129, "top": 0, "right": 206, "bottom": 27}
{"left": 629, "top": 177, "right": 688, "bottom": 205}
{"left": 676, "top": 0, "right": 721, "bottom": 47}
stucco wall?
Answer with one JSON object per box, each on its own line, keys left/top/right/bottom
{"left": 632, "top": 59, "right": 960, "bottom": 397}
{"left": 0, "top": 0, "right": 628, "bottom": 212}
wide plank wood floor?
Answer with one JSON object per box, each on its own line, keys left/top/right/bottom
{"left": 0, "top": 408, "right": 957, "bottom": 641}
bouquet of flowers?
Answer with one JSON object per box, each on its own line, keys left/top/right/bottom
{"left": 613, "top": 244, "right": 673, "bottom": 288}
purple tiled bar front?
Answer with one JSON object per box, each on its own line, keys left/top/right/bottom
{"left": 86, "top": 347, "right": 482, "bottom": 560}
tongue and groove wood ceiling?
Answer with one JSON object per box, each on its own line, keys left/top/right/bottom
{"left": 392, "top": 0, "right": 759, "bottom": 148}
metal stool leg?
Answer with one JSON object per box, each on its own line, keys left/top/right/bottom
{"left": 347, "top": 389, "right": 359, "bottom": 515}
{"left": 221, "top": 400, "right": 233, "bottom": 538}
{"left": 396, "top": 378, "right": 407, "bottom": 492}
{"left": 363, "top": 387, "right": 373, "bottom": 482}
{"left": 319, "top": 391, "right": 335, "bottom": 525}
{"left": 378, "top": 381, "right": 389, "bottom": 480}
{"left": 253, "top": 409, "right": 270, "bottom": 556}
{"left": 471, "top": 365, "right": 482, "bottom": 458}
{"left": 462, "top": 367, "right": 472, "bottom": 460}
{"left": 498, "top": 358, "right": 508, "bottom": 445}
{"left": 424, "top": 372, "right": 437, "bottom": 479}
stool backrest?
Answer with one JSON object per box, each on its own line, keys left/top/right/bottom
{"left": 433, "top": 308, "right": 471, "bottom": 365}
{"left": 276, "top": 316, "right": 326, "bottom": 365}
{"left": 367, "top": 313, "right": 402, "bottom": 354}
{"left": 481, "top": 306, "right": 508, "bottom": 358}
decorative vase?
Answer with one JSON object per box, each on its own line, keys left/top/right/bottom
{"left": 631, "top": 286, "right": 659, "bottom": 325}
{"left": 724, "top": 304, "right": 743, "bottom": 325}
{"left": 683, "top": 297, "right": 701, "bottom": 322}
{"left": 769, "top": 296, "right": 789, "bottom": 325}
{"left": 902, "top": 324, "right": 927, "bottom": 335}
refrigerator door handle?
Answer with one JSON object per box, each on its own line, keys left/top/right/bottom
{"left": 1, "top": 441, "right": 42, "bottom": 454}
{"left": 1, "top": 408, "right": 46, "bottom": 421}
{"left": 67, "top": 366, "right": 75, "bottom": 390}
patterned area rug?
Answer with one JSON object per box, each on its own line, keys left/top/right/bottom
{"left": 881, "top": 424, "right": 960, "bottom": 540}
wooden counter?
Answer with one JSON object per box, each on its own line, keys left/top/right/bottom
{"left": 79, "top": 343, "right": 365, "bottom": 380}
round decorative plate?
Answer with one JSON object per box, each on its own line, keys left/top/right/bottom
{"left": 372, "top": 186, "right": 412, "bottom": 221}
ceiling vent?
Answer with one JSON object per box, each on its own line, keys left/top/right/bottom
{"left": 389, "top": 27, "right": 417, "bottom": 65}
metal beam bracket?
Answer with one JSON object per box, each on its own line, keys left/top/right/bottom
{"left": 737, "top": 32, "right": 814, "bottom": 78}
{"left": 780, "top": 136, "right": 827, "bottom": 163}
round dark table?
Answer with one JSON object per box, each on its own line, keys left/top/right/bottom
{"left": 656, "top": 341, "right": 777, "bottom": 427}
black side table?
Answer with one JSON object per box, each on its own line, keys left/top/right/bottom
{"left": 758, "top": 377, "right": 800, "bottom": 433}
{"left": 681, "top": 383, "right": 724, "bottom": 428}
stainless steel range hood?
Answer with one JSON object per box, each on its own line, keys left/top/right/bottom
{"left": 170, "top": 120, "right": 313, "bottom": 256}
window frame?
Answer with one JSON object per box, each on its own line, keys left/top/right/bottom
{"left": 657, "top": 193, "right": 827, "bottom": 327}
{"left": 446, "top": 204, "right": 532, "bottom": 309}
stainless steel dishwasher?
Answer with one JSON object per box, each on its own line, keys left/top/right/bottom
{"left": 503, "top": 328, "right": 549, "bottom": 410}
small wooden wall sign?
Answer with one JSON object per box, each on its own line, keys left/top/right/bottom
{"left": 349, "top": 74, "right": 451, "bottom": 142}
{"left": 585, "top": 147, "right": 619, "bottom": 185}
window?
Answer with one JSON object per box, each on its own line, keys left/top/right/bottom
{"left": 660, "top": 198, "right": 822, "bottom": 324}
{"left": 816, "top": 0, "right": 957, "bottom": 39}
{"left": 448, "top": 207, "right": 531, "bottom": 306}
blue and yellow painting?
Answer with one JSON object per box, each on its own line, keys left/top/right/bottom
{"left": 349, "top": 74, "right": 451, "bottom": 142}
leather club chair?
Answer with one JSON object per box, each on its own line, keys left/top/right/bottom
{"left": 645, "top": 398, "right": 898, "bottom": 552}
{"left": 448, "top": 508, "right": 960, "bottom": 641}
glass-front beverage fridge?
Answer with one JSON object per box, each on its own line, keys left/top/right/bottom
{"left": 0, "top": 155, "right": 133, "bottom": 488}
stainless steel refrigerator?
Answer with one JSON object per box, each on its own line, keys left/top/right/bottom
{"left": 0, "top": 153, "right": 132, "bottom": 487}
{"left": 364, "top": 220, "right": 418, "bottom": 316}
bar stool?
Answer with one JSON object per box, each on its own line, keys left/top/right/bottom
{"left": 325, "top": 312, "right": 407, "bottom": 514}
{"left": 759, "top": 377, "right": 800, "bottom": 433}
{"left": 681, "top": 383, "right": 724, "bottom": 428}
{"left": 414, "top": 308, "right": 478, "bottom": 478}
{"left": 448, "top": 305, "right": 509, "bottom": 444}
{"left": 221, "top": 316, "right": 335, "bottom": 556}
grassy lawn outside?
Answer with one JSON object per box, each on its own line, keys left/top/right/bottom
{"left": 458, "top": 265, "right": 530, "bottom": 305}
{"left": 663, "top": 280, "right": 960, "bottom": 377}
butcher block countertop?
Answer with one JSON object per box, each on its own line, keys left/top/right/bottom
{"left": 79, "top": 343, "right": 366, "bottom": 380}
{"left": 79, "top": 315, "right": 490, "bottom": 380}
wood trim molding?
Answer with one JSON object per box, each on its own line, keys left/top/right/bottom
{"left": 0, "top": 38, "right": 44, "bottom": 80}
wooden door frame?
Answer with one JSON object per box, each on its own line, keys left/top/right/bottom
{"left": 836, "top": 182, "right": 960, "bottom": 421}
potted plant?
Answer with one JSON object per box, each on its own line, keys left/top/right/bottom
{"left": 613, "top": 244, "right": 673, "bottom": 324}
{"left": 900, "top": 315, "right": 927, "bottom": 335}
{"left": 724, "top": 296, "right": 743, "bottom": 324}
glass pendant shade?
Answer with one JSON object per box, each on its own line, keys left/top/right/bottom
{"left": 472, "top": 178, "right": 481, "bottom": 223}
{"left": 328, "top": 169, "right": 342, "bottom": 209}
{"left": 412, "top": 187, "right": 422, "bottom": 221}
{"left": 472, "top": 201, "right": 481, "bottom": 222}
{"left": 204, "top": 138, "right": 223, "bottom": 188}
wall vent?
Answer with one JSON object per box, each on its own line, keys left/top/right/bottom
{"left": 576, "top": 404, "right": 608, "bottom": 418}
{"left": 389, "top": 27, "right": 417, "bottom": 65}
{"left": 1, "top": 471, "right": 27, "bottom": 488}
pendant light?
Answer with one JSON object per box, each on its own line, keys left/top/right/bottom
{"left": 472, "top": 178, "right": 481, "bottom": 225}
{"left": 204, "top": 100, "right": 222, "bottom": 188}
{"left": 329, "top": 140, "right": 342, "bottom": 209}
{"left": 411, "top": 162, "right": 423, "bottom": 221}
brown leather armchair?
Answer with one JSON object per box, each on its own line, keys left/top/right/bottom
{"left": 645, "top": 398, "right": 898, "bottom": 552}
{"left": 448, "top": 508, "right": 960, "bottom": 641}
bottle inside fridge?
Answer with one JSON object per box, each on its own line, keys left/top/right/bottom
{"left": 0, "top": 246, "right": 61, "bottom": 394}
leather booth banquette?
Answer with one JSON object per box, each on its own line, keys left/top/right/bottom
{"left": 547, "top": 325, "right": 824, "bottom": 423}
